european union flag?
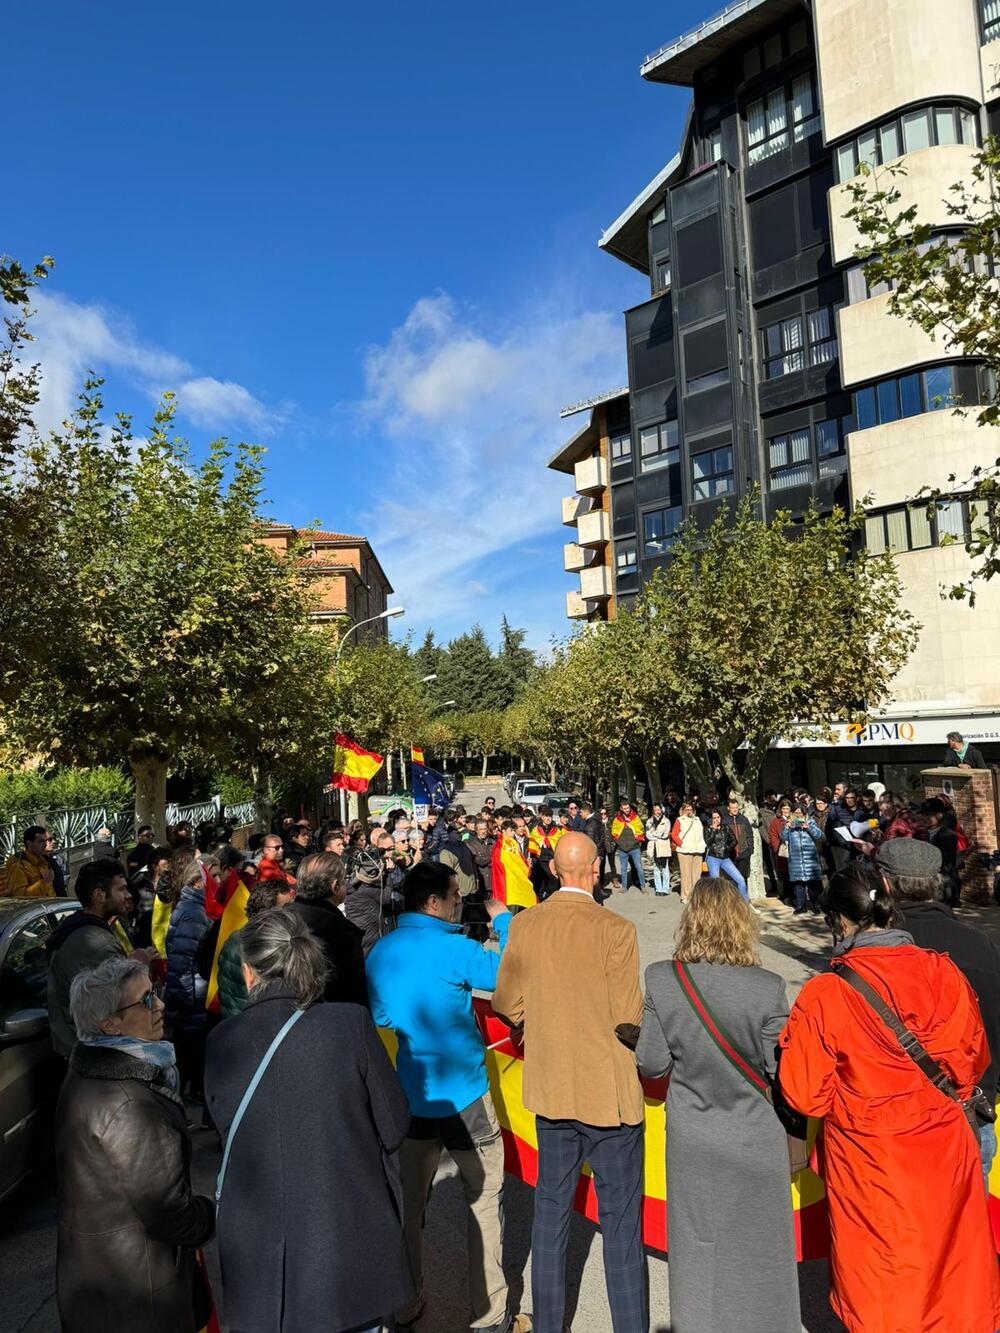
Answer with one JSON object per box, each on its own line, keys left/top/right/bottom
{"left": 412, "top": 762, "right": 451, "bottom": 810}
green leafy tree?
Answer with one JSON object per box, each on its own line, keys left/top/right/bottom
{"left": 627, "top": 498, "right": 917, "bottom": 892}
{"left": 0, "top": 254, "right": 58, "bottom": 706}
{"left": 411, "top": 629, "right": 443, "bottom": 683}
{"left": 844, "top": 147, "right": 1000, "bottom": 601}
{"left": 4, "top": 388, "right": 329, "bottom": 839}
{"left": 436, "top": 625, "right": 514, "bottom": 713}
{"left": 498, "top": 616, "right": 537, "bottom": 697}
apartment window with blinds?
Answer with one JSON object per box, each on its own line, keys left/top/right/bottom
{"left": 865, "top": 501, "right": 968, "bottom": 554}
{"left": 610, "top": 431, "right": 632, "bottom": 462}
{"left": 984, "top": 0, "right": 1000, "bottom": 42}
{"left": 692, "top": 446, "right": 735, "bottom": 501}
{"left": 639, "top": 420, "right": 679, "bottom": 473}
{"left": 768, "top": 428, "right": 811, "bottom": 490}
{"left": 766, "top": 412, "right": 852, "bottom": 492}
{"left": 643, "top": 505, "right": 683, "bottom": 557}
{"left": 845, "top": 234, "right": 984, "bottom": 304}
{"left": 761, "top": 306, "right": 838, "bottom": 378}
{"left": 836, "top": 103, "right": 979, "bottom": 180}
{"left": 746, "top": 73, "right": 819, "bottom": 165}
{"left": 655, "top": 258, "right": 671, "bottom": 291}
{"left": 616, "top": 543, "right": 638, "bottom": 576}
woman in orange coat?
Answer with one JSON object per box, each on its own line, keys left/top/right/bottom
{"left": 779, "top": 862, "right": 1000, "bottom": 1333}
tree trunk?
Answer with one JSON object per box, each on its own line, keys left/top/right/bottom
{"left": 520, "top": 754, "right": 526, "bottom": 772}
{"left": 548, "top": 757, "right": 557, "bottom": 784}
{"left": 678, "top": 745, "right": 715, "bottom": 802}
{"left": 251, "top": 762, "right": 273, "bottom": 834}
{"left": 129, "top": 747, "right": 169, "bottom": 842}
{"left": 623, "top": 757, "right": 637, "bottom": 807}
{"left": 643, "top": 748, "right": 664, "bottom": 807}
{"left": 481, "top": 752, "right": 488, "bottom": 778}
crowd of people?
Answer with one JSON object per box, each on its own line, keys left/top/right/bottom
{"left": 7, "top": 733, "right": 1000, "bottom": 1333}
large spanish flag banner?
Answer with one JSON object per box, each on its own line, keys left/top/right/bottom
{"left": 380, "top": 1001, "right": 1000, "bottom": 1259}
{"left": 332, "top": 731, "right": 383, "bottom": 793}
{"left": 491, "top": 834, "right": 537, "bottom": 910}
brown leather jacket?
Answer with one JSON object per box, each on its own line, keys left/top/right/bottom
{"left": 55, "top": 1044, "right": 215, "bottom": 1332}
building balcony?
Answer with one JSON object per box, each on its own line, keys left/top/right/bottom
{"left": 563, "top": 542, "right": 597, "bottom": 572}
{"left": 561, "top": 493, "right": 594, "bottom": 526}
{"left": 837, "top": 294, "right": 961, "bottom": 389}
{"left": 574, "top": 455, "right": 608, "bottom": 495}
{"left": 577, "top": 508, "right": 610, "bottom": 548}
{"left": 580, "top": 564, "right": 612, "bottom": 602}
{"left": 829, "top": 145, "right": 981, "bottom": 267}
{"left": 566, "top": 589, "right": 589, "bottom": 619}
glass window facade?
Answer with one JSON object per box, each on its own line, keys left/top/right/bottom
{"left": 643, "top": 505, "right": 683, "bottom": 557}
{"left": 866, "top": 501, "right": 969, "bottom": 554}
{"left": 766, "top": 412, "right": 852, "bottom": 491}
{"left": 835, "top": 103, "right": 979, "bottom": 180}
{"left": 761, "top": 306, "right": 838, "bottom": 378}
{"left": 691, "top": 446, "right": 735, "bottom": 501}
{"left": 610, "top": 431, "right": 632, "bottom": 462}
{"left": 853, "top": 366, "right": 967, "bottom": 428}
{"left": 639, "top": 420, "right": 679, "bottom": 473}
{"left": 747, "top": 73, "right": 820, "bottom": 165}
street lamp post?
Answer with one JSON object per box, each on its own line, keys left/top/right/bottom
{"left": 334, "top": 605, "right": 405, "bottom": 817}
{"left": 336, "top": 605, "right": 405, "bottom": 667}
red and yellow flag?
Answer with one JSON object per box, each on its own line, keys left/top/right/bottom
{"left": 382, "top": 1001, "right": 1000, "bottom": 1261}
{"left": 410, "top": 745, "right": 426, "bottom": 766}
{"left": 332, "top": 732, "right": 383, "bottom": 793}
{"left": 491, "top": 834, "right": 536, "bottom": 910}
{"left": 206, "top": 880, "right": 249, "bottom": 1014}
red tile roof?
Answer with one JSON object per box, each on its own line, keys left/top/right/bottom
{"left": 304, "top": 530, "right": 366, "bottom": 543}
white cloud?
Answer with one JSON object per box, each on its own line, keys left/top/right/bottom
{"left": 358, "top": 292, "right": 625, "bottom": 647}
{"left": 173, "top": 376, "right": 287, "bottom": 432}
{"left": 25, "top": 290, "right": 286, "bottom": 437}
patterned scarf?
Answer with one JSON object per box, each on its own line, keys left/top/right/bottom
{"left": 81, "top": 1034, "right": 181, "bottom": 1091}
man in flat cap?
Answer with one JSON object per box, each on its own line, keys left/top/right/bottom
{"left": 876, "top": 837, "right": 1000, "bottom": 1186}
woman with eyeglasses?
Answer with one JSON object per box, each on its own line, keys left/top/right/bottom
{"left": 55, "top": 954, "right": 215, "bottom": 1332}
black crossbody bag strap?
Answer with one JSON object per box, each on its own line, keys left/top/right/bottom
{"left": 838, "top": 966, "right": 985, "bottom": 1124}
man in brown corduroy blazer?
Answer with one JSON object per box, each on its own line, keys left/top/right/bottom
{"left": 493, "top": 832, "right": 646, "bottom": 1333}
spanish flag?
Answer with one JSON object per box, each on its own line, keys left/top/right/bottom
{"left": 491, "top": 833, "right": 536, "bottom": 910}
{"left": 332, "top": 731, "right": 383, "bottom": 792}
{"left": 411, "top": 745, "right": 426, "bottom": 766}
{"left": 206, "top": 879, "right": 250, "bottom": 1014}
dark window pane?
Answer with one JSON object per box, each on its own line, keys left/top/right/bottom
{"left": 876, "top": 378, "right": 899, "bottom": 424}
{"left": 684, "top": 321, "right": 729, "bottom": 392}
{"left": 855, "top": 386, "right": 876, "bottom": 430}
{"left": 750, "top": 185, "right": 795, "bottom": 268}
{"left": 675, "top": 215, "right": 723, "bottom": 286}
{"left": 924, "top": 366, "right": 953, "bottom": 409}
{"left": 899, "top": 374, "right": 921, "bottom": 418}
{"left": 799, "top": 167, "right": 834, "bottom": 249}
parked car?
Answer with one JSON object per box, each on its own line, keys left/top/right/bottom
{"left": 518, "top": 783, "right": 561, "bottom": 810}
{"left": 0, "top": 897, "right": 80, "bottom": 1202}
{"left": 512, "top": 777, "right": 544, "bottom": 803}
{"left": 502, "top": 772, "right": 520, "bottom": 795}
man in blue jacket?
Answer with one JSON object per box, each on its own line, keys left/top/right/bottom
{"left": 367, "top": 861, "right": 527, "bottom": 1333}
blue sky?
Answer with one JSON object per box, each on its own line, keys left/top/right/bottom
{"left": 7, "top": 1, "right": 700, "bottom": 649}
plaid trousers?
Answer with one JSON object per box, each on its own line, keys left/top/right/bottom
{"left": 531, "top": 1117, "right": 648, "bottom": 1333}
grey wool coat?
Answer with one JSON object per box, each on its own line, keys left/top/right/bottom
{"left": 636, "top": 960, "right": 800, "bottom": 1333}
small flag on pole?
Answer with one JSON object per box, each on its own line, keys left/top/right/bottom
{"left": 411, "top": 745, "right": 426, "bottom": 766}
{"left": 332, "top": 732, "right": 383, "bottom": 792}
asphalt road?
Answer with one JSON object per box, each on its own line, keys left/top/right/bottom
{"left": 1, "top": 778, "right": 845, "bottom": 1332}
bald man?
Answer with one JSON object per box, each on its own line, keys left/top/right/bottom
{"left": 493, "top": 832, "right": 646, "bottom": 1333}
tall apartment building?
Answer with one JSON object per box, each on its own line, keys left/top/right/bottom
{"left": 595, "top": 0, "right": 1000, "bottom": 793}
{"left": 549, "top": 388, "right": 629, "bottom": 621}
{"left": 260, "top": 525, "right": 393, "bottom": 634}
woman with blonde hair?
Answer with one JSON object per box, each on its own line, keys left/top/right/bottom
{"left": 670, "top": 799, "right": 706, "bottom": 903}
{"left": 637, "top": 878, "right": 799, "bottom": 1333}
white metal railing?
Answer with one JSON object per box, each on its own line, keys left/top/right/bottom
{"left": 0, "top": 794, "right": 248, "bottom": 859}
